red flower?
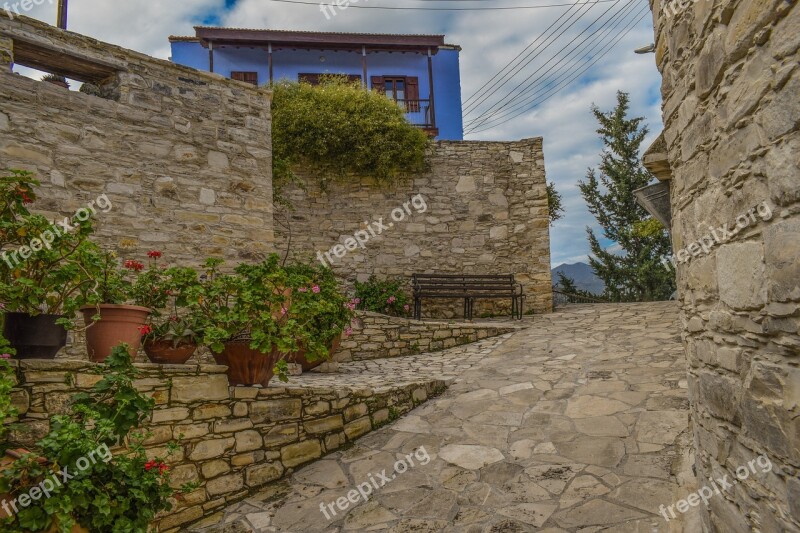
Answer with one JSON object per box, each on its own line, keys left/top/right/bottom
{"left": 138, "top": 325, "right": 153, "bottom": 335}
{"left": 147, "top": 251, "right": 163, "bottom": 259}
{"left": 145, "top": 460, "right": 169, "bottom": 475}
{"left": 124, "top": 260, "right": 145, "bottom": 272}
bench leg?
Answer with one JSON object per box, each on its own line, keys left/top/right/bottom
{"left": 414, "top": 297, "right": 421, "bottom": 320}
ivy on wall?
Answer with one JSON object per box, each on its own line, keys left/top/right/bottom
{"left": 271, "top": 77, "right": 430, "bottom": 199}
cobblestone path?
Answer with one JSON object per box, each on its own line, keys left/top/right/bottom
{"left": 195, "top": 302, "right": 696, "bottom": 532}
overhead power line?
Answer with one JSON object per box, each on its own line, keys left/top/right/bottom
{"left": 268, "top": 0, "right": 619, "bottom": 10}
{"left": 464, "top": 0, "right": 638, "bottom": 130}
{"left": 466, "top": 5, "right": 650, "bottom": 134}
{"left": 463, "top": 0, "right": 616, "bottom": 117}
{"left": 462, "top": 0, "right": 597, "bottom": 114}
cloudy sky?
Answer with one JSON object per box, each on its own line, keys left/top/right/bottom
{"left": 15, "top": 0, "right": 663, "bottom": 267}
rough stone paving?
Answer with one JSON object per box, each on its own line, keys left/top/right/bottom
{"left": 193, "top": 302, "right": 697, "bottom": 532}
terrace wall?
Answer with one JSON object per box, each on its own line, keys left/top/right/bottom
{"left": 650, "top": 0, "right": 799, "bottom": 530}
{"left": 278, "top": 138, "right": 554, "bottom": 316}
{"left": 8, "top": 359, "right": 444, "bottom": 531}
{"left": 0, "top": 16, "right": 274, "bottom": 266}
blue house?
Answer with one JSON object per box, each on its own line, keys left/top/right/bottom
{"left": 169, "top": 28, "right": 464, "bottom": 140}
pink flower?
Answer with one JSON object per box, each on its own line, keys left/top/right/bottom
{"left": 387, "top": 296, "right": 397, "bottom": 304}
{"left": 345, "top": 327, "right": 353, "bottom": 337}
{"left": 298, "top": 287, "right": 308, "bottom": 293}
{"left": 280, "top": 307, "right": 288, "bottom": 316}
{"left": 312, "top": 285, "right": 321, "bottom": 294}
{"left": 0, "top": 353, "right": 11, "bottom": 359}
{"left": 353, "top": 298, "right": 361, "bottom": 304}
{"left": 403, "top": 304, "right": 410, "bottom": 312}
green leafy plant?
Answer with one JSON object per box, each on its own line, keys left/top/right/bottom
{"left": 135, "top": 252, "right": 202, "bottom": 348}
{"left": 188, "top": 255, "right": 355, "bottom": 381}
{"left": 272, "top": 76, "right": 430, "bottom": 198}
{"left": 0, "top": 345, "right": 177, "bottom": 532}
{"left": 0, "top": 352, "right": 17, "bottom": 444}
{"left": 0, "top": 170, "right": 96, "bottom": 320}
{"left": 354, "top": 276, "right": 411, "bottom": 317}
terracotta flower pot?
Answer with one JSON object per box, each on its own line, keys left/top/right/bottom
{"left": 80, "top": 305, "right": 151, "bottom": 362}
{"left": 288, "top": 335, "right": 342, "bottom": 372}
{"left": 143, "top": 339, "right": 197, "bottom": 364}
{"left": 213, "top": 341, "right": 281, "bottom": 387}
{"left": 3, "top": 313, "right": 67, "bottom": 359}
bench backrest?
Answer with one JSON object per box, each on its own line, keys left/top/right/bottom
{"left": 412, "top": 274, "right": 518, "bottom": 296}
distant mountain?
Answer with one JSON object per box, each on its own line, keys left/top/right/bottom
{"left": 552, "top": 262, "right": 605, "bottom": 295}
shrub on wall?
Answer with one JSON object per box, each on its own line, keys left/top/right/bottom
{"left": 271, "top": 77, "right": 430, "bottom": 197}
{"left": 354, "top": 276, "right": 412, "bottom": 317}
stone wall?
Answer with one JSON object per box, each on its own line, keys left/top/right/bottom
{"left": 649, "top": 0, "right": 799, "bottom": 530}
{"left": 336, "top": 311, "right": 522, "bottom": 361}
{"left": 8, "top": 359, "right": 445, "bottom": 531}
{"left": 276, "top": 139, "right": 553, "bottom": 315}
{"left": 0, "top": 16, "right": 274, "bottom": 265}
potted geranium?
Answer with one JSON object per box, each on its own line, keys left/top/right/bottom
{"left": 284, "top": 262, "right": 355, "bottom": 372}
{"left": 78, "top": 250, "right": 151, "bottom": 362}
{"left": 134, "top": 253, "right": 202, "bottom": 364}
{"left": 187, "top": 256, "right": 293, "bottom": 386}
{"left": 0, "top": 170, "right": 95, "bottom": 359}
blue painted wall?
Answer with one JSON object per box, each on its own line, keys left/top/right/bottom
{"left": 170, "top": 41, "right": 464, "bottom": 140}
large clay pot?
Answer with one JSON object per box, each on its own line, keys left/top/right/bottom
{"left": 143, "top": 339, "right": 197, "bottom": 365}
{"left": 3, "top": 313, "right": 67, "bottom": 359}
{"left": 288, "top": 335, "right": 342, "bottom": 372}
{"left": 213, "top": 341, "right": 281, "bottom": 387}
{"left": 80, "top": 305, "right": 151, "bottom": 362}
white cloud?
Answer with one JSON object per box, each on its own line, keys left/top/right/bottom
{"left": 16, "top": 0, "right": 663, "bottom": 268}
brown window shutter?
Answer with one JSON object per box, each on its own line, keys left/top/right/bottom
{"left": 371, "top": 76, "right": 386, "bottom": 94}
{"left": 299, "top": 73, "right": 321, "bottom": 85}
{"left": 406, "top": 77, "right": 420, "bottom": 112}
{"left": 231, "top": 71, "right": 258, "bottom": 86}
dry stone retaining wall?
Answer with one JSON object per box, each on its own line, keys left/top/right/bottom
{"left": 8, "top": 359, "right": 445, "bottom": 531}
{"left": 0, "top": 16, "right": 275, "bottom": 266}
{"left": 277, "top": 139, "right": 553, "bottom": 316}
{"left": 650, "top": 0, "right": 799, "bottom": 530}
{"left": 336, "top": 311, "right": 521, "bottom": 361}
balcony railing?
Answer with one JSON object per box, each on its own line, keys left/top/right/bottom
{"left": 396, "top": 99, "right": 434, "bottom": 129}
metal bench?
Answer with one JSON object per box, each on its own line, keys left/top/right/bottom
{"left": 412, "top": 274, "right": 526, "bottom": 320}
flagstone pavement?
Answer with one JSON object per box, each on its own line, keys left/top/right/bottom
{"left": 193, "top": 302, "right": 700, "bottom": 532}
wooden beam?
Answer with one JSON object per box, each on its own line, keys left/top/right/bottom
{"left": 361, "top": 45, "right": 367, "bottom": 89}
{"left": 208, "top": 41, "right": 214, "bottom": 73}
{"left": 268, "top": 42, "right": 273, "bottom": 85}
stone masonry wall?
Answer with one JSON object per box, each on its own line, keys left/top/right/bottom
{"left": 651, "top": 0, "right": 799, "bottom": 530}
{"left": 0, "top": 16, "right": 274, "bottom": 265}
{"left": 276, "top": 139, "right": 553, "bottom": 316}
{"left": 8, "top": 359, "right": 444, "bottom": 531}
{"left": 336, "top": 311, "right": 521, "bottom": 361}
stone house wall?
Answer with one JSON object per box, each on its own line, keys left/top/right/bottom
{"left": 0, "top": 16, "right": 274, "bottom": 266}
{"left": 337, "top": 311, "right": 522, "bottom": 361}
{"left": 8, "top": 359, "right": 444, "bottom": 531}
{"left": 277, "top": 138, "right": 554, "bottom": 316}
{"left": 649, "top": 0, "right": 799, "bottom": 530}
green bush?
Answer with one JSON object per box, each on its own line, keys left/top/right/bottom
{"left": 272, "top": 77, "right": 430, "bottom": 197}
{"left": 354, "top": 276, "right": 411, "bottom": 317}
{"left": 0, "top": 346, "right": 178, "bottom": 532}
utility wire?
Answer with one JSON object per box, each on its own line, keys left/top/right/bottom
{"left": 465, "top": 0, "right": 637, "bottom": 129}
{"left": 271, "top": 0, "right": 619, "bottom": 10}
{"left": 462, "top": 0, "right": 596, "bottom": 108}
{"left": 467, "top": 5, "right": 650, "bottom": 134}
{"left": 462, "top": 0, "right": 595, "bottom": 115}
{"left": 466, "top": 2, "right": 644, "bottom": 132}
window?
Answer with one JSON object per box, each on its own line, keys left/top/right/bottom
{"left": 298, "top": 73, "right": 362, "bottom": 85}
{"left": 231, "top": 71, "right": 258, "bottom": 86}
{"left": 370, "top": 76, "right": 420, "bottom": 112}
